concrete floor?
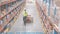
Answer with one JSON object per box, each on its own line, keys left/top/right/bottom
{"left": 9, "top": 0, "right": 44, "bottom": 33}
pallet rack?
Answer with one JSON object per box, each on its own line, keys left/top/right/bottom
{"left": 0, "top": 0, "right": 26, "bottom": 33}
{"left": 36, "top": 0, "right": 60, "bottom": 34}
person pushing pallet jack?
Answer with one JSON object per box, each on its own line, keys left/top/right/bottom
{"left": 23, "top": 9, "right": 33, "bottom": 25}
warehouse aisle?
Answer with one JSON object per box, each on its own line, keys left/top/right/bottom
{"left": 25, "top": 2, "right": 43, "bottom": 32}
{"left": 9, "top": 0, "right": 44, "bottom": 33}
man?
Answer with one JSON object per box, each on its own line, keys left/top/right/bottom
{"left": 23, "top": 9, "right": 28, "bottom": 25}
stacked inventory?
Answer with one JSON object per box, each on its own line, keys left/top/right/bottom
{"left": 36, "top": 0, "right": 60, "bottom": 34}
{"left": 0, "top": 0, "right": 26, "bottom": 33}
